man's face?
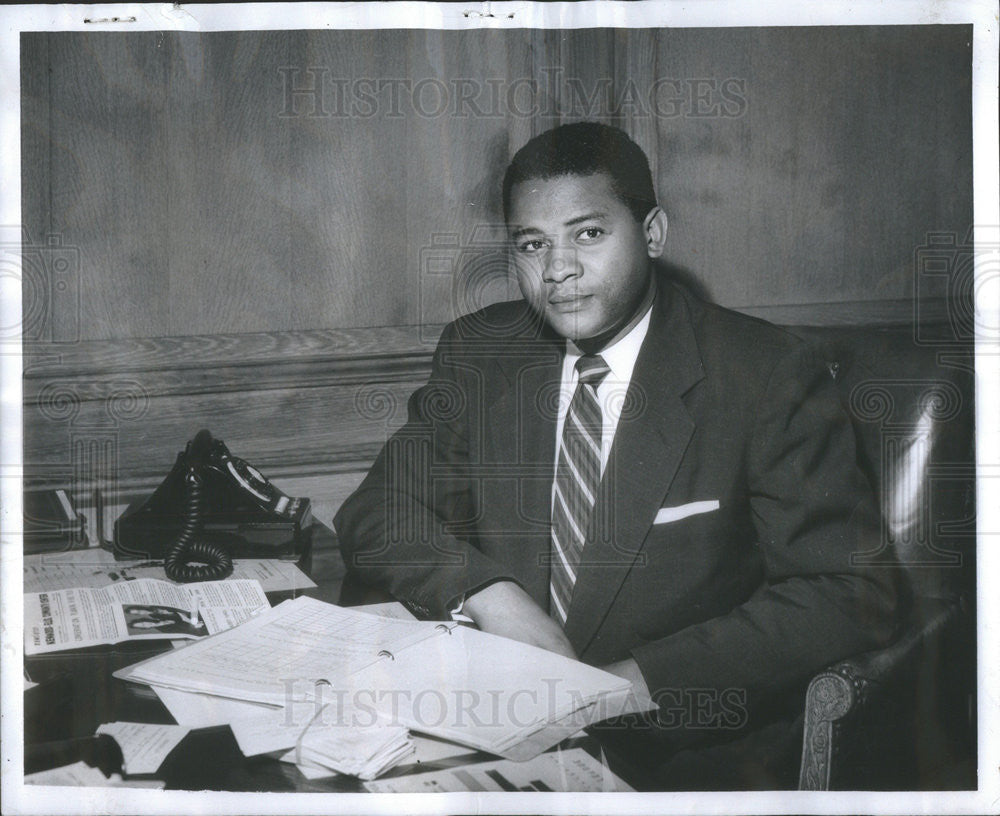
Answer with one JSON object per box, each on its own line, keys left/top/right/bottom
{"left": 506, "top": 172, "right": 665, "bottom": 345}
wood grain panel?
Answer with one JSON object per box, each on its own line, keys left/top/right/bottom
{"left": 23, "top": 377, "right": 419, "bottom": 479}
{"left": 613, "top": 29, "right": 660, "bottom": 184}
{"left": 44, "top": 32, "right": 173, "bottom": 340}
{"left": 402, "top": 30, "right": 519, "bottom": 327}
{"left": 20, "top": 34, "right": 51, "bottom": 249}
{"left": 164, "top": 32, "right": 295, "bottom": 335}
{"left": 651, "top": 28, "right": 756, "bottom": 305}
{"left": 22, "top": 323, "right": 443, "bottom": 376}
{"left": 285, "top": 30, "right": 412, "bottom": 330}
{"left": 21, "top": 28, "right": 971, "bottom": 343}
{"left": 561, "top": 28, "right": 617, "bottom": 127}
{"left": 22, "top": 325, "right": 444, "bottom": 498}
{"left": 652, "top": 27, "right": 971, "bottom": 312}
{"left": 22, "top": 328, "right": 441, "bottom": 407}
{"left": 496, "top": 30, "right": 533, "bottom": 155}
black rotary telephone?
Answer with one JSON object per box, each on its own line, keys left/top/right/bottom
{"left": 113, "top": 430, "right": 312, "bottom": 582}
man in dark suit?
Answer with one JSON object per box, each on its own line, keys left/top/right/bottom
{"left": 334, "top": 122, "right": 898, "bottom": 787}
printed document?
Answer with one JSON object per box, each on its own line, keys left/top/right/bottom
{"left": 23, "top": 549, "right": 314, "bottom": 593}
{"left": 115, "top": 596, "right": 642, "bottom": 758}
{"left": 24, "top": 577, "right": 269, "bottom": 654}
{"left": 95, "top": 722, "right": 190, "bottom": 775}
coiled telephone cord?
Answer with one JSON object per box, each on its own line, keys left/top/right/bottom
{"left": 163, "top": 471, "right": 234, "bottom": 583}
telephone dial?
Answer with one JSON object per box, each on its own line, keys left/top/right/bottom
{"left": 113, "top": 430, "right": 313, "bottom": 582}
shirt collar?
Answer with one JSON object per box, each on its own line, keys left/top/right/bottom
{"left": 564, "top": 303, "right": 653, "bottom": 384}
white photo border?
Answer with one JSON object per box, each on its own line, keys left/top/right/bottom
{"left": 1, "top": 2, "right": 997, "bottom": 814}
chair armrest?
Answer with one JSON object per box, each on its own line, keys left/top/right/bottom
{"left": 798, "top": 596, "right": 958, "bottom": 790}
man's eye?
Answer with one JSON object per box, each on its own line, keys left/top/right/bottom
{"left": 516, "top": 239, "right": 547, "bottom": 254}
{"left": 577, "top": 227, "right": 604, "bottom": 242}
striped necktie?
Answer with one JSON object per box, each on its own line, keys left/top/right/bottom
{"left": 550, "top": 354, "right": 611, "bottom": 625}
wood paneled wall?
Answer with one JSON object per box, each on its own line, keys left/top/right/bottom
{"left": 20, "top": 26, "right": 972, "bottom": 498}
{"left": 22, "top": 27, "right": 971, "bottom": 340}
{"left": 22, "top": 325, "right": 441, "bottom": 510}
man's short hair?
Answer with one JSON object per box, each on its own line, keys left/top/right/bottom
{"left": 502, "top": 122, "right": 658, "bottom": 222}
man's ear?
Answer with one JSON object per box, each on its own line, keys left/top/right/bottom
{"left": 643, "top": 207, "right": 668, "bottom": 258}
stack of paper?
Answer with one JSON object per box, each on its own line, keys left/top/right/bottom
{"left": 153, "top": 684, "right": 476, "bottom": 780}
{"left": 363, "top": 746, "right": 635, "bottom": 792}
{"left": 223, "top": 700, "right": 412, "bottom": 779}
{"left": 114, "top": 596, "right": 647, "bottom": 762}
{"left": 142, "top": 604, "right": 432, "bottom": 781}
{"left": 292, "top": 711, "right": 414, "bottom": 780}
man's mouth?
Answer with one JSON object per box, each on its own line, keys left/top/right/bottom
{"left": 547, "top": 294, "right": 591, "bottom": 311}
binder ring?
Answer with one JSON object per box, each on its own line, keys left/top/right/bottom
{"left": 435, "top": 623, "right": 453, "bottom": 635}
{"left": 377, "top": 649, "right": 395, "bottom": 661}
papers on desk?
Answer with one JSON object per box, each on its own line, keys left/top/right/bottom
{"left": 275, "top": 701, "right": 414, "bottom": 780}
{"left": 24, "top": 577, "right": 269, "bottom": 654}
{"left": 114, "top": 595, "right": 645, "bottom": 761}
{"left": 287, "top": 732, "right": 478, "bottom": 781}
{"left": 225, "top": 699, "right": 414, "bottom": 779}
{"left": 355, "top": 600, "right": 418, "bottom": 621}
{"left": 95, "top": 722, "right": 189, "bottom": 775}
{"left": 25, "top": 761, "right": 167, "bottom": 788}
{"left": 363, "top": 746, "right": 635, "bottom": 792}
{"left": 23, "top": 549, "right": 315, "bottom": 593}
{"left": 149, "top": 655, "right": 473, "bottom": 780}
{"left": 291, "top": 722, "right": 413, "bottom": 781}
{"left": 152, "top": 685, "right": 277, "bottom": 727}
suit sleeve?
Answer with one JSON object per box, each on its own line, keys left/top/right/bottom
{"left": 629, "top": 342, "right": 900, "bottom": 707}
{"left": 334, "top": 321, "right": 520, "bottom": 618}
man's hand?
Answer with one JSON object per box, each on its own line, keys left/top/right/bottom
{"left": 463, "top": 581, "right": 577, "bottom": 660}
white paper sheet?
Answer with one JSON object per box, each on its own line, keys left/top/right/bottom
{"left": 231, "top": 700, "right": 411, "bottom": 779}
{"left": 24, "top": 761, "right": 112, "bottom": 787}
{"left": 24, "top": 578, "right": 269, "bottom": 654}
{"left": 115, "top": 596, "right": 633, "bottom": 758}
{"left": 115, "top": 596, "right": 445, "bottom": 704}
{"left": 152, "top": 686, "right": 278, "bottom": 728}
{"left": 408, "top": 733, "right": 480, "bottom": 765}
{"left": 23, "top": 551, "right": 315, "bottom": 593}
{"left": 95, "top": 722, "right": 190, "bottom": 775}
{"left": 354, "top": 601, "right": 417, "bottom": 621}
{"left": 363, "top": 746, "right": 634, "bottom": 792}
{"left": 229, "top": 702, "right": 334, "bottom": 757}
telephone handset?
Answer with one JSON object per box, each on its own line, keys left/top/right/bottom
{"left": 113, "top": 430, "right": 312, "bottom": 582}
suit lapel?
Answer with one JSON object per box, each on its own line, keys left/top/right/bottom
{"left": 484, "top": 317, "right": 563, "bottom": 606}
{"left": 564, "top": 283, "right": 705, "bottom": 653}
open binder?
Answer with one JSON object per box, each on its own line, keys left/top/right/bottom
{"left": 115, "top": 596, "right": 642, "bottom": 759}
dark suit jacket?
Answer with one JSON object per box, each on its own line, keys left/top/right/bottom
{"left": 335, "top": 279, "right": 898, "bottom": 723}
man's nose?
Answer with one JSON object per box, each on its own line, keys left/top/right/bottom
{"left": 542, "top": 248, "right": 579, "bottom": 283}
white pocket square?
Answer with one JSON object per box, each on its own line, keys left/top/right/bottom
{"left": 653, "top": 500, "right": 720, "bottom": 525}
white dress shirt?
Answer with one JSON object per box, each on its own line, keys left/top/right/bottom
{"left": 554, "top": 304, "right": 653, "bottom": 477}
